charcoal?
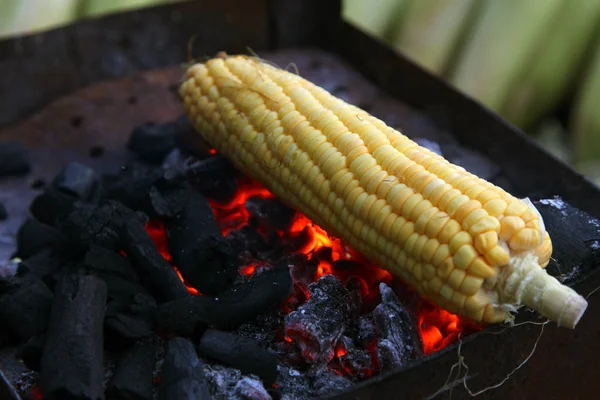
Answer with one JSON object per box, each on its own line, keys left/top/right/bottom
{"left": 40, "top": 273, "right": 107, "bottom": 400}
{"left": 17, "top": 249, "right": 62, "bottom": 287}
{"left": 233, "top": 377, "right": 273, "bottom": 400}
{"left": 245, "top": 196, "right": 296, "bottom": 230}
{"left": 157, "top": 266, "right": 292, "bottom": 335}
{"left": 533, "top": 196, "right": 600, "bottom": 282}
{"left": 84, "top": 245, "right": 137, "bottom": 281}
{"left": 0, "top": 278, "right": 53, "bottom": 341}
{"left": 197, "top": 329, "right": 278, "bottom": 385}
{"left": 127, "top": 121, "right": 178, "bottom": 165}
{"left": 158, "top": 337, "right": 211, "bottom": 400}
{"left": 372, "top": 283, "right": 421, "bottom": 371}
{"left": 105, "top": 294, "right": 156, "bottom": 347}
{"left": 442, "top": 143, "right": 501, "bottom": 181}
{"left": 164, "top": 189, "right": 238, "bottom": 295}
{"left": 15, "top": 218, "right": 65, "bottom": 259}
{"left": 356, "top": 316, "right": 377, "bottom": 348}
{"left": 187, "top": 156, "right": 239, "bottom": 203}
{"left": 52, "top": 161, "right": 99, "bottom": 200}
{"left": 145, "top": 171, "right": 190, "bottom": 218}
{"left": 284, "top": 275, "right": 354, "bottom": 364}
{"left": 61, "top": 200, "right": 142, "bottom": 252}
{"left": 107, "top": 340, "right": 158, "bottom": 400}
{"left": 276, "top": 365, "right": 352, "bottom": 399}
{"left": 0, "top": 140, "right": 31, "bottom": 177}
{"left": 120, "top": 217, "right": 189, "bottom": 303}
{"left": 30, "top": 187, "right": 81, "bottom": 227}
{"left": 413, "top": 137, "right": 442, "bottom": 156}
{"left": 100, "top": 273, "right": 151, "bottom": 304}
{"left": 0, "top": 201, "right": 7, "bottom": 220}
{"left": 337, "top": 336, "right": 374, "bottom": 380}
{"left": 17, "top": 333, "right": 45, "bottom": 372}
{"left": 102, "top": 163, "right": 163, "bottom": 209}
{"left": 0, "top": 271, "right": 38, "bottom": 295}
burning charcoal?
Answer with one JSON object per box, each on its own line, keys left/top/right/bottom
{"left": 234, "top": 377, "right": 272, "bottom": 400}
{"left": 121, "top": 217, "right": 190, "bottom": 303}
{"left": 245, "top": 196, "right": 296, "bottom": 230}
{"left": 0, "top": 201, "right": 7, "bottom": 220}
{"left": 127, "top": 121, "right": 178, "bottom": 165}
{"left": 164, "top": 189, "right": 238, "bottom": 294}
{"left": 276, "top": 365, "right": 352, "bottom": 399}
{"left": 84, "top": 245, "right": 137, "bottom": 281}
{"left": 0, "top": 140, "right": 31, "bottom": 177}
{"left": 357, "top": 316, "right": 377, "bottom": 347}
{"left": 51, "top": 161, "right": 99, "bottom": 200}
{"left": 61, "top": 200, "right": 146, "bottom": 253}
{"left": 284, "top": 275, "right": 354, "bottom": 364}
{"left": 372, "top": 283, "right": 422, "bottom": 372}
{"left": 311, "top": 365, "right": 353, "bottom": 397}
{"left": 102, "top": 162, "right": 163, "bottom": 209}
{"left": 336, "top": 336, "right": 374, "bottom": 380}
{"left": 107, "top": 340, "right": 158, "bottom": 400}
{"left": 105, "top": 293, "right": 156, "bottom": 347}
{"left": 40, "top": 273, "right": 107, "bottom": 400}
{"left": 186, "top": 155, "right": 239, "bottom": 203}
{"left": 0, "top": 278, "right": 53, "bottom": 341}
{"left": 15, "top": 218, "right": 65, "bottom": 259}
{"left": 442, "top": 143, "right": 501, "bottom": 181}
{"left": 17, "top": 334, "right": 45, "bottom": 372}
{"left": 157, "top": 266, "right": 292, "bottom": 335}
{"left": 29, "top": 187, "right": 81, "bottom": 227}
{"left": 159, "top": 337, "right": 211, "bottom": 400}
{"left": 413, "top": 137, "right": 442, "bottom": 156}
{"left": 197, "top": 329, "right": 278, "bottom": 385}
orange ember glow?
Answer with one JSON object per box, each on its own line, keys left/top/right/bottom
{"left": 417, "top": 302, "right": 480, "bottom": 354}
{"left": 144, "top": 157, "right": 474, "bottom": 356}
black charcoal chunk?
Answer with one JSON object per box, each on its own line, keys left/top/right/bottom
{"left": 0, "top": 278, "right": 53, "bottom": 341}
{"left": 102, "top": 163, "right": 163, "bottom": 209}
{"left": 0, "top": 202, "right": 7, "bottom": 220}
{"left": 0, "top": 272, "right": 38, "bottom": 296}
{"left": 127, "top": 121, "right": 178, "bottom": 165}
{"left": 245, "top": 196, "right": 296, "bottom": 230}
{"left": 164, "top": 190, "right": 238, "bottom": 295}
{"left": 533, "top": 196, "right": 600, "bottom": 282}
{"left": 187, "top": 156, "right": 239, "bottom": 203}
{"left": 159, "top": 337, "right": 211, "bottom": 400}
{"left": 157, "top": 266, "right": 292, "bottom": 335}
{"left": 337, "top": 336, "right": 374, "bottom": 380}
{"left": 105, "top": 293, "right": 156, "bottom": 347}
{"left": 61, "top": 200, "right": 142, "bottom": 252}
{"left": 145, "top": 171, "right": 190, "bottom": 218}
{"left": 52, "top": 161, "right": 99, "bottom": 200}
{"left": 100, "top": 273, "right": 151, "bottom": 304}
{"left": 0, "top": 141, "right": 31, "bottom": 177}
{"left": 284, "top": 275, "right": 354, "bottom": 364}
{"left": 17, "top": 333, "right": 45, "bottom": 372}
{"left": 276, "top": 365, "right": 352, "bottom": 399}
{"left": 30, "top": 187, "right": 81, "bottom": 227}
{"left": 40, "top": 273, "right": 107, "bottom": 400}
{"left": 15, "top": 219, "right": 65, "bottom": 259}
{"left": 121, "top": 217, "right": 189, "bottom": 303}
{"left": 197, "top": 329, "right": 278, "bottom": 385}
{"left": 372, "top": 283, "right": 421, "bottom": 371}
{"left": 107, "top": 340, "right": 158, "bottom": 400}
{"left": 84, "top": 245, "right": 137, "bottom": 281}
{"left": 17, "top": 249, "right": 62, "bottom": 286}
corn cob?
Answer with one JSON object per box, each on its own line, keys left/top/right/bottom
{"left": 179, "top": 54, "right": 588, "bottom": 329}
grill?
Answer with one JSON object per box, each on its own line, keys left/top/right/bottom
{"left": 1, "top": 1, "right": 599, "bottom": 399}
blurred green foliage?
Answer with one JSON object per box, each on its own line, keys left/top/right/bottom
{"left": 1, "top": 0, "right": 600, "bottom": 184}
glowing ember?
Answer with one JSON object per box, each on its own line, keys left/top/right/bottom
{"left": 144, "top": 155, "right": 477, "bottom": 359}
